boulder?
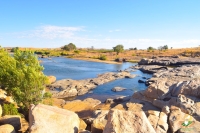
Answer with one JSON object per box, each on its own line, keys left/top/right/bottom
{"left": 0, "top": 124, "right": 16, "bottom": 133}
{"left": 171, "top": 79, "right": 200, "bottom": 98}
{"left": 29, "top": 104, "right": 80, "bottom": 133}
{"left": 138, "top": 65, "right": 169, "bottom": 74}
{"left": 156, "top": 112, "right": 168, "bottom": 133}
{"left": 147, "top": 110, "right": 160, "bottom": 129}
{"left": 47, "top": 75, "right": 56, "bottom": 84}
{"left": 79, "top": 119, "right": 87, "bottom": 131}
{"left": 0, "top": 115, "right": 21, "bottom": 132}
{"left": 111, "top": 87, "right": 126, "bottom": 92}
{"left": 91, "top": 110, "right": 109, "bottom": 133}
{"left": 126, "top": 102, "right": 143, "bottom": 111}
{"left": 169, "top": 106, "right": 200, "bottom": 133}
{"left": 103, "top": 109, "right": 156, "bottom": 133}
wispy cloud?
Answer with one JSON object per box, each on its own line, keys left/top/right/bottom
{"left": 109, "top": 29, "right": 121, "bottom": 33}
{"left": 18, "top": 25, "right": 84, "bottom": 39}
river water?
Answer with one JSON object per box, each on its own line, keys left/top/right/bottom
{"left": 40, "top": 57, "right": 151, "bottom": 101}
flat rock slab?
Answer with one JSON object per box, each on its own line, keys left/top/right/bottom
{"left": 138, "top": 57, "right": 200, "bottom": 66}
{"left": 49, "top": 72, "right": 136, "bottom": 98}
{"left": 111, "top": 87, "right": 126, "bottom": 92}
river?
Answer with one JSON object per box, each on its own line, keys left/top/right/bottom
{"left": 40, "top": 57, "right": 151, "bottom": 101}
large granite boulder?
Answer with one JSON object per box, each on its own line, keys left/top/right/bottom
{"left": 91, "top": 110, "right": 109, "bottom": 133}
{"left": 0, "top": 124, "right": 16, "bottom": 133}
{"left": 103, "top": 109, "right": 156, "bottom": 133}
{"left": 169, "top": 106, "right": 200, "bottom": 133}
{"left": 0, "top": 115, "right": 21, "bottom": 132}
{"left": 29, "top": 104, "right": 80, "bottom": 133}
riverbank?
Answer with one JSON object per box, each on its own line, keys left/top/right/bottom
{"left": 72, "top": 57, "right": 122, "bottom": 64}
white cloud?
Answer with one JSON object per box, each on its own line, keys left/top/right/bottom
{"left": 18, "top": 25, "right": 83, "bottom": 39}
{"left": 4, "top": 25, "right": 200, "bottom": 49}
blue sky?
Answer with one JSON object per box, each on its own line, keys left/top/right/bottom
{"left": 0, "top": 1, "right": 200, "bottom": 49}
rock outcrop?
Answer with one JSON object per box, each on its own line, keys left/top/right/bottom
{"left": 49, "top": 72, "right": 136, "bottom": 98}
{"left": 0, "top": 115, "right": 21, "bottom": 132}
{"left": 138, "top": 57, "right": 200, "bottom": 66}
{"left": 130, "top": 64, "right": 200, "bottom": 132}
{"left": 29, "top": 104, "right": 80, "bottom": 133}
{"left": 103, "top": 109, "right": 156, "bottom": 133}
{"left": 111, "top": 87, "right": 126, "bottom": 92}
{"left": 0, "top": 124, "right": 16, "bottom": 133}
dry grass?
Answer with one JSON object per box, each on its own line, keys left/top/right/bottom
{"left": 6, "top": 47, "right": 200, "bottom": 62}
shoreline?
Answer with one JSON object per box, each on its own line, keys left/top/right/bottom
{"left": 71, "top": 57, "right": 122, "bottom": 64}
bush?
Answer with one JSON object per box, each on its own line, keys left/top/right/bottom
{"left": 99, "top": 55, "right": 107, "bottom": 60}
{"left": 0, "top": 48, "right": 48, "bottom": 111}
{"left": 74, "top": 50, "right": 80, "bottom": 54}
{"left": 2, "top": 103, "right": 19, "bottom": 116}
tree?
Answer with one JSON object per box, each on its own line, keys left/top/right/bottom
{"left": 113, "top": 44, "right": 124, "bottom": 55}
{"left": 163, "top": 45, "right": 168, "bottom": 50}
{"left": 62, "top": 43, "right": 76, "bottom": 51}
{"left": 147, "top": 46, "right": 154, "bottom": 51}
{"left": 0, "top": 48, "right": 47, "bottom": 111}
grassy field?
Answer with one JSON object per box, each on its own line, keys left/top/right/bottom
{"left": 6, "top": 47, "right": 200, "bottom": 63}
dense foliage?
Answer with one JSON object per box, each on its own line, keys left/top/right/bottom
{"left": 62, "top": 43, "right": 77, "bottom": 51}
{"left": 0, "top": 48, "right": 47, "bottom": 111}
{"left": 99, "top": 55, "right": 107, "bottom": 60}
{"left": 2, "top": 103, "right": 19, "bottom": 116}
{"left": 158, "top": 45, "right": 168, "bottom": 51}
{"left": 113, "top": 45, "right": 124, "bottom": 55}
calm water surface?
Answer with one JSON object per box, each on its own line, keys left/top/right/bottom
{"left": 41, "top": 57, "right": 151, "bottom": 101}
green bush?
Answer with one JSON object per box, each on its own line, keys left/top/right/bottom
{"left": 0, "top": 48, "right": 48, "bottom": 111}
{"left": 99, "top": 55, "right": 107, "bottom": 60}
{"left": 2, "top": 103, "right": 19, "bottom": 116}
{"left": 74, "top": 50, "right": 80, "bottom": 54}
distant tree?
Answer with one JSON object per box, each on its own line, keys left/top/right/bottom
{"left": 11, "top": 47, "right": 19, "bottom": 52}
{"left": 129, "top": 47, "right": 137, "bottom": 50}
{"left": 62, "top": 43, "right": 76, "bottom": 51}
{"left": 113, "top": 44, "right": 124, "bottom": 55}
{"left": 163, "top": 45, "right": 168, "bottom": 50}
{"left": 158, "top": 46, "right": 163, "bottom": 51}
{"left": 147, "top": 46, "right": 155, "bottom": 51}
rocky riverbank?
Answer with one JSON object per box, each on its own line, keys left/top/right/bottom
{"left": 48, "top": 72, "right": 136, "bottom": 99}
{"left": 28, "top": 62, "right": 200, "bottom": 132}
{"left": 2, "top": 57, "right": 200, "bottom": 132}
{"left": 138, "top": 56, "right": 200, "bottom": 66}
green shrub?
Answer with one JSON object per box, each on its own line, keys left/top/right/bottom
{"left": 74, "top": 50, "right": 80, "bottom": 54}
{"left": 99, "top": 55, "right": 107, "bottom": 60}
{"left": 43, "top": 92, "right": 52, "bottom": 98}
{"left": 0, "top": 48, "right": 47, "bottom": 111}
{"left": 2, "top": 103, "right": 19, "bottom": 116}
